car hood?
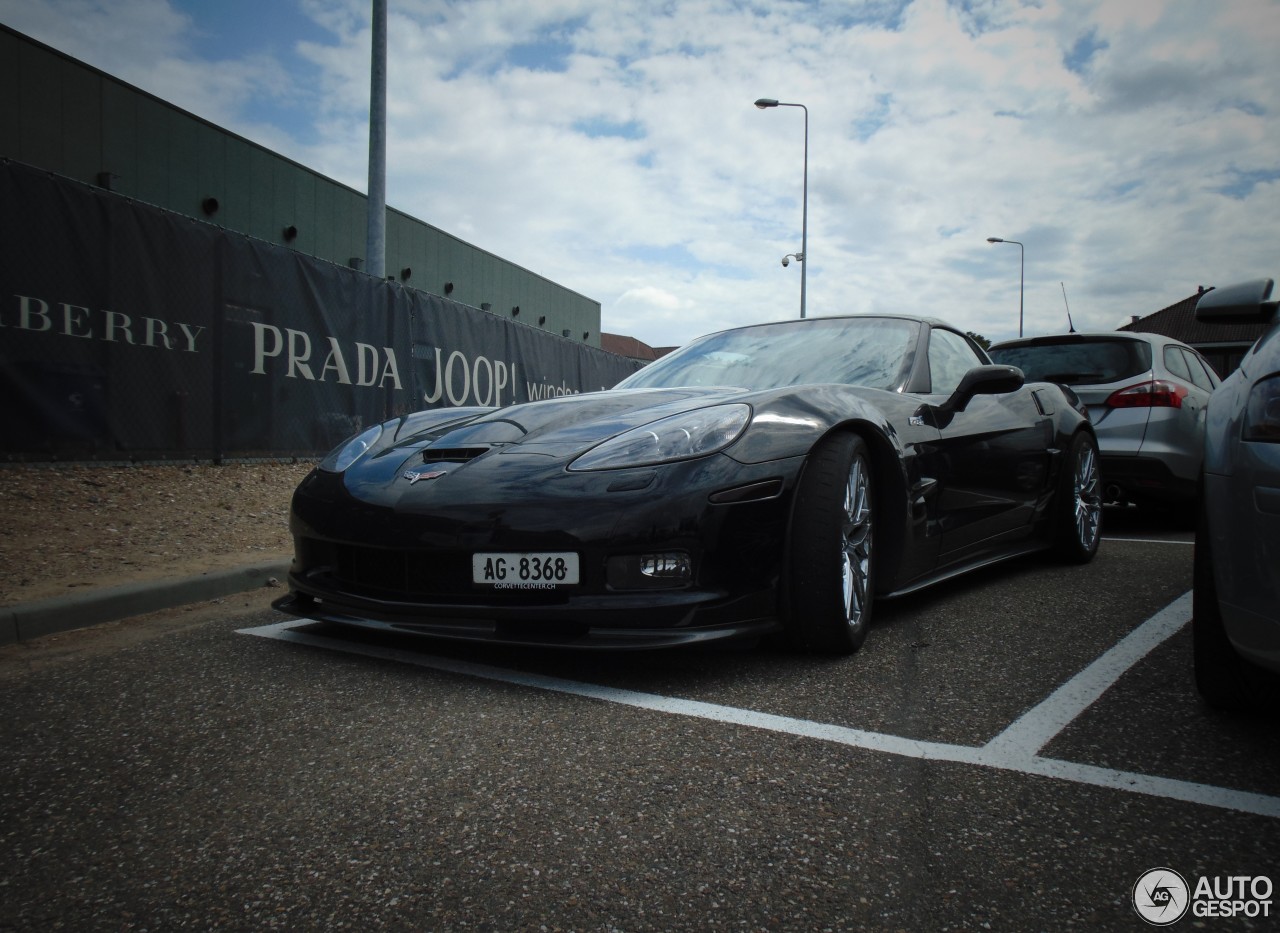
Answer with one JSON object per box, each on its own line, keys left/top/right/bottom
{"left": 458, "top": 386, "right": 749, "bottom": 452}
{"left": 352, "top": 386, "right": 752, "bottom": 483}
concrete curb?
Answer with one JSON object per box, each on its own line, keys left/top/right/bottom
{"left": 0, "top": 561, "right": 291, "bottom": 645}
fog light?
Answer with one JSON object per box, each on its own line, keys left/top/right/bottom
{"left": 641, "top": 553, "right": 690, "bottom": 579}
{"left": 606, "top": 552, "right": 692, "bottom": 590}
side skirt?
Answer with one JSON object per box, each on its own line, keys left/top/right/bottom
{"left": 880, "top": 540, "right": 1049, "bottom": 600}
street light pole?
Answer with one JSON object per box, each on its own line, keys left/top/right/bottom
{"left": 366, "top": 0, "right": 387, "bottom": 280}
{"left": 755, "top": 98, "right": 808, "bottom": 319}
{"left": 987, "top": 237, "right": 1024, "bottom": 337}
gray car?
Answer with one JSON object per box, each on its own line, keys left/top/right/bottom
{"left": 989, "top": 331, "right": 1219, "bottom": 507}
{"left": 1193, "top": 278, "right": 1280, "bottom": 709}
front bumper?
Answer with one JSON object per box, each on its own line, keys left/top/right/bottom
{"left": 274, "top": 452, "right": 800, "bottom": 648}
{"left": 1203, "top": 465, "right": 1280, "bottom": 673}
{"left": 271, "top": 590, "right": 780, "bottom": 649}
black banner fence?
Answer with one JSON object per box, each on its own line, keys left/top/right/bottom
{"left": 0, "top": 160, "right": 643, "bottom": 462}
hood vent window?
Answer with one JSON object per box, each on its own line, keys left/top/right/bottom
{"left": 421, "top": 446, "right": 493, "bottom": 463}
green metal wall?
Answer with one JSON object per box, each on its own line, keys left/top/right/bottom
{"left": 0, "top": 25, "right": 602, "bottom": 346}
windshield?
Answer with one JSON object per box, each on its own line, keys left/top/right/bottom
{"left": 618, "top": 317, "right": 919, "bottom": 392}
{"left": 989, "top": 337, "right": 1152, "bottom": 386}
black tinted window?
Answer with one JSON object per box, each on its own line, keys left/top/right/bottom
{"left": 989, "top": 338, "right": 1152, "bottom": 385}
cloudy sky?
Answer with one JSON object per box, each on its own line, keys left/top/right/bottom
{"left": 4, "top": 0, "right": 1279, "bottom": 348}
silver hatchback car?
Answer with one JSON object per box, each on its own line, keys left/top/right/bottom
{"left": 989, "top": 332, "right": 1219, "bottom": 507}
{"left": 1193, "top": 278, "right": 1280, "bottom": 709}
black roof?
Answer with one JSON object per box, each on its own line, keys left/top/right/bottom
{"left": 1120, "top": 288, "right": 1269, "bottom": 346}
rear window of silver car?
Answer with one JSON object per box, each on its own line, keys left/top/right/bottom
{"left": 989, "top": 338, "right": 1152, "bottom": 386}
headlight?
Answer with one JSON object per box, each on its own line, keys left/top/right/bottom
{"left": 1243, "top": 374, "right": 1280, "bottom": 442}
{"left": 569, "top": 404, "right": 751, "bottom": 471}
{"left": 319, "top": 424, "right": 383, "bottom": 473}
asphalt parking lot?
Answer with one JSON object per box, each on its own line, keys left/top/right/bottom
{"left": 1, "top": 509, "right": 1276, "bottom": 931}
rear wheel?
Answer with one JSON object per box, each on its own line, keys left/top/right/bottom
{"left": 787, "top": 433, "right": 874, "bottom": 654}
{"left": 1056, "top": 432, "right": 1102, "bottom": 563}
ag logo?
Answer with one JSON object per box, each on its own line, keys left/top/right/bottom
{"left": 1133, "top": 868, "right": 1190, "bottom": 925}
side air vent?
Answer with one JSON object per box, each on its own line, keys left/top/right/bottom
{"left": 708, "top": 478, "right": 784, "bottom": 504}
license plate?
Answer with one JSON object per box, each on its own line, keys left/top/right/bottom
{"left": 472, "top": 552, "right": 580, "bottom": 588}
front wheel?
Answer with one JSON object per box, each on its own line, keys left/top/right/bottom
{"left": 787, "top": 433, "right": 874, "bottom": 654}
{"left": 1056, "top": 432, "right": 1102, "bottom": 563}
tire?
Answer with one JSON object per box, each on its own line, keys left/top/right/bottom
{"left": 1056, "top": 432, "right": 1103, "bottom": 563}
{"left": 787, "top": 433, "right": 874, "bottom": 654}
{"left": 1193, "top": 495, "right": 1277, "bottom": 710}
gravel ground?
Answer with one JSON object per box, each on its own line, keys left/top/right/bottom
{"left": 0, "top": 461, "right": 316, "bottom": 607}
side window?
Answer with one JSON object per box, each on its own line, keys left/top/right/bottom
{"left": 928, "top": 329, "right": 982, "bottom": 396}
{"left": 1163, "top": 345, "right": 1192, "bottom": 381}
{"left": 1181, "top": 349, "right": 1219, "bottom": 391}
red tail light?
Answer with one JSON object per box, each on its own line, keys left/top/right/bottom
{"left": 1105, "top": 380, "right": 1188, "bottom": 409}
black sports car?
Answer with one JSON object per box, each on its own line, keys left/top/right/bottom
{"left": 273, "top": 314, "right": 1102, "bottom": 652}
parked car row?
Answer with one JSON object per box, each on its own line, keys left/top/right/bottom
{"left": 987, "top": 284, "right": 1279, "bottom": 711}
{"left": 275, "top": 281, "right": 1278, "bottom": 712}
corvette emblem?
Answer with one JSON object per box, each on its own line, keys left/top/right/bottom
{"left": 402, "top": 469, "right": 448, "bottom": 484}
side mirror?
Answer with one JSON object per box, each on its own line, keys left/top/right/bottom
{"left": 1196, "top": 278, "right": 1278, "bottom": 325}
{"left": 918, "top": 364, "right": 1024, "bottom": 428}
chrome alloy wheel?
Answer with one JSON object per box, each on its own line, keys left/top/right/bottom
{"left": 1073, "top": 441, "right": 1102, "bottom": 551}
{"left": 789, "top": 432, "right": 875, "bottom": 653}
{"left": 840, "top": 454, "right": 874, "bottom": 629}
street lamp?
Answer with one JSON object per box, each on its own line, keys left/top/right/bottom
{"left": 755, "top": 97, "right": 809, "bottom": 319}
{"left": 987, "top": 236, "right": 1025, "bottom": 337}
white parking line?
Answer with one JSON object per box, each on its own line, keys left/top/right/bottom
{"left": 983, "top": 592, "right": 1191, "bottom": 758}
{"left": 239, "top": 591, "right": 1280, "bottom": 820}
